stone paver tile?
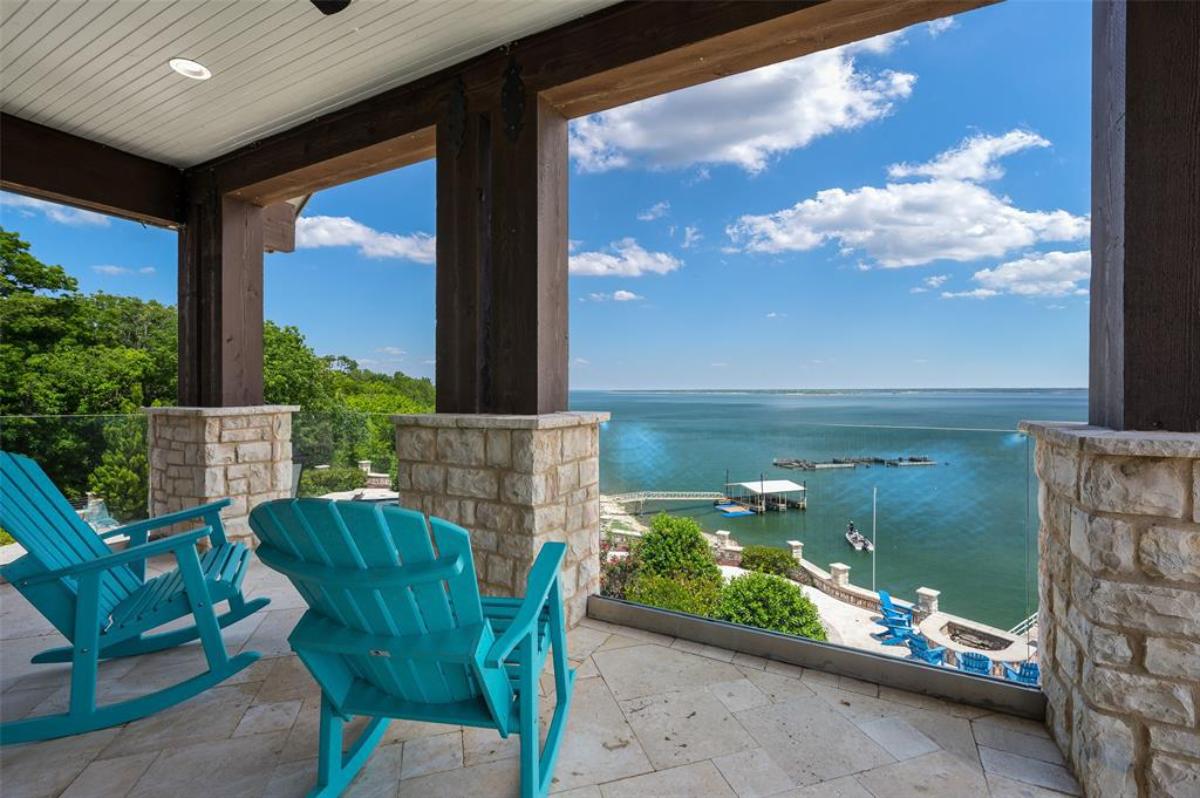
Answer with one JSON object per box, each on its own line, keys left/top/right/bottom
{"left": 399, "top": 731, "right": 463, "bottom": 780}
{"left": 856, "top": 750, "right": 989, "bottom": 798}
{"left": 544, "top": 672, "right": 652, "bottom": 792}
{"left": 581, "top": 618, "right": 673, "bottom": 646}
{"left": 462, "top": 726, "right": 520, "bottom": 766}
{"left": 712, "top": 747, "right": 795, "bottom": 797}
{"left": 0, "top": 727, "right": 121, "bottom": 798}
{"left": 737, "top": 667, "right": 816, "bottom": 704}
{"left": 735, "top": 696, "right": 893, "bottom": 786}
{"left": 599, "top": 761, "right": 737, "bottom": 798}
{"left": 858, "top": 717, "right": 940, "bottom": 761}
{"left": 0, "top": 686, "right": 57, "bottom": 720}
{"left": 99, "top": 682, "right": 260, "bottom": 757}
{"left": 620, "top": 687, "right": 755, "bottom": 769}
{"left": 731, "top": 652, "right": 768, "bottom": 670}
{"left": 398, "top": 758, "right": 518, "bottom": 797}
{"left": 709, "top": 678, "right": 770, "bottom": 713}
{"left": 238, "top": 608, "right": 306, "bottom": 658}
{"left": 60, "top": 752, "right": 159, "bottom": 798}
{"left": 973, "top": 719, "right": 1066, "bottom": 765}
{"left": 838, "top": 676, "right": 879, "bottom": 697}
{"left": 774, "top": 774, "right": 875, "bottom": 798}
{"left": 978, "top": 746, "right": 1081, "bottom": 796}
{"left": 893, "top": 706, "right": 981, "bottom": 770}
{"left": 877, "top": 686, "right": 951, "bottom": 713}
{"left": 763, "top": 660, "right": 806, "bottom": 679}
{"left": 254, "top": 655, "right": 320, "bottom": 703}
{"left": 594, "top": 644, "right": 742, "bottom": 702}
{"left": 972, "top": 712, "right": 1051, "bottom": 739}
{"left": 808, "top": 684, "right": 900, "bottom": 725}
{"left": 987, "top": 772, "right": 1083, "bottom": 798}
{"left": 554, "top": 787, "right": 602, "bottom": 798}
{"left": 345, "top": 743, "right": 404, "bottom": 798}
{"left": 234, "top": 699, "right": 303, "bottom": 737}
{"left": 566, "top": 624, "right": 612, "bottom": 660}
{"left": 262, "top": 758, "right": 317, "bottom": 798}
{"left": 671, "top": 637, "right": 737, "bottom": 662}
{"left": 575, "top": 656, "right": 600, "bottom": 679}
{"left": 798, "top": 667, "right": 839, "bottom": 687}
{"left": 127, "top": 731, "right": 287, "bottom": 798}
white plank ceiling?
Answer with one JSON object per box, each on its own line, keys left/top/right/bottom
{"left": 0, "top": 0, "right": 616, "bottom": 167}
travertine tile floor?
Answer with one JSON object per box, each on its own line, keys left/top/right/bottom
{"left": 1, "top": 558, "right": 1081, "bottom": 798}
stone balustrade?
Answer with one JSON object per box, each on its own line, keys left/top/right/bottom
{"left": 145, "top": 405, "right": 299, "bottom": 541}
{"left": 394, "top": 412, "right": 608, "bottom": 627}
{"left": 1021, "top": 422, "right": 1200, "bottom": 798}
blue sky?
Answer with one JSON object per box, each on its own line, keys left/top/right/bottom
{"left": 0, "top": 1, "right": 1091, "bottom": 391}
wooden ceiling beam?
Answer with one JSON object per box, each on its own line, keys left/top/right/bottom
{"left": 0, "top": 113, "right": 184, "bottom": 228}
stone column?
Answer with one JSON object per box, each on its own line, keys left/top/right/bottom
{"left": 146, "top": 406, "right": 299, "bottom": 541}
{"left": 1021, "top": 422, "right": 1200, "bottom": 798}
{"left": 787, "top": 539, "right": 804, "bottom": 563}
{"left": 394, "top": 412, "right": 609, "bottom": 627}
{"left": 915, "top": 587, "right": 940, "bottom": 616}
{"left": 829, "top": 563, "right": 850, "bottom": 587}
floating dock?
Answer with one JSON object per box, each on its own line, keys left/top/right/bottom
{"left": 774, "top": 455, "right": 938, "bottom": 471}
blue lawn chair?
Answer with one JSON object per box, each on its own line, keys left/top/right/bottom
{"left": 0, "top": 451, "right": 269, "bottom": 745}
{"left": 871, "top": 625, "right": 913, "bottom": 646}
{"left": 1003, "top": 661, "right": 1041, "bottom": 685}
{"left": 905, "top": 635, "right": 946, "bottom": 666}
{"left": 958, "top": 651, "right": 992, "bottom": 676}
{"left": 877, "top": 590, "right": 913, "bottom": 622}
{"left": 249, "top": 498, "right": 574, "bottom": 798}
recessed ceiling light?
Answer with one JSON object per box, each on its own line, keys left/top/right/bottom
{"left": 168, "top": 58, "right": 211, "bottom": 80}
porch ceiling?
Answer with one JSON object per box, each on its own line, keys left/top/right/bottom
{"left": 0, "top": 0, "right": 615, "bottom": 168}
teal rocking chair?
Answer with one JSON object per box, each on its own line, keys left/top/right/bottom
{"left": 249, "top": 498, "right": 575, "bottom": 798}
{"left": 0, "top": 451, "right": 269, "bottom": 745}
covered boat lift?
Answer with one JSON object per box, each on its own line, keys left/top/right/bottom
{"left": 723, "top": 479, "right": 807, "bottom": 514}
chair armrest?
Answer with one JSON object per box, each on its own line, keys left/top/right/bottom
{"left": 111, "top": 500, "right": 232, "bottom": 546}
{"left": 485, "top": 542, "right": 566, "bottom": 668}
{"left": 15, "top": 528, "right": 213, "bottom": 587}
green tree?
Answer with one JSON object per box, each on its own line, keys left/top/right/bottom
{"left": 715, "top": 572, "right": 827, "bottom": 641}
{"left": 87, "top": 417, "right": 149, "bottom": 522}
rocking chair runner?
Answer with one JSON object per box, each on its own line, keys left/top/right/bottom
{"left": 249, "top": 498, "right": 574, "bottom": 798}
{"left": 0, "top": 451, "right": 270, "bottom": 745}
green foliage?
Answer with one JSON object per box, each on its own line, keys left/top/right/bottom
{"left": 635, "top": 513, "right": 721, "bottom": 585}
{"left": 740, "top": 545, "right": 796, "bottom": 577}
{"left": 599, "top": 535, "right": 638, "bottom": 600}
{"left": 297, "top": 465, "right": 368, "bottom": 497}
{"left": 0, "top": 529, "right": 12, "bottom": 546}
{"left": 87, "top": 416, "right": 149, "bottom": 522}
{"left": 715, "top": 572, "right": 827, "bottom": 641}
{"left": 627, "top": 573, "right": 721, "bottom": 617}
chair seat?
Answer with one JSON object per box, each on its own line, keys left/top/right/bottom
{"left": 107, "top": 542, "right": 252, "bottom": 636}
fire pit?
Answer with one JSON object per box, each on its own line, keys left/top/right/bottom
{"left": 918, "top": 612, "right": 1032, "bottom": 663}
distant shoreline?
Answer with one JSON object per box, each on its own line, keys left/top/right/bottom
{"left": 572, "top": 387, "right": 1088, "bottom": 395}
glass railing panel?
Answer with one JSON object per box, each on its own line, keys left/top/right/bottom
{"left": 291, "top": 410, "right": 400, "bottom": 499}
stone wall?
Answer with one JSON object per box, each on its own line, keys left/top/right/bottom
{"left": 146, "top": 406, "right": 298, "bottom": 541}
{"left": 1022, "top": 422, "right": 1200, "bottom": 798}
{"left": 394, "top": 412, "right": 608, "bottom": 627}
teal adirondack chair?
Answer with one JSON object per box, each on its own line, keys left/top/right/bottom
{"left": 249, "top": 498, "right": 575, "bottom": 798}
{"left": 0, "top": 451, "right": 269, "bottom": 745}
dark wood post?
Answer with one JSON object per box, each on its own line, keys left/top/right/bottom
{"left": 436, "top": 66, "right": 569, "bottom": 415}
{"left": 178, "top": 173, "right": 266, "bottom": 407}
{"left": 1090, "top": 0, "right": 1200, "bottom": 432}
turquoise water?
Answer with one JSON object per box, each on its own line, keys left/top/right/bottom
{"left": 570, "top": 389, "right": 1087, "bottom": 629}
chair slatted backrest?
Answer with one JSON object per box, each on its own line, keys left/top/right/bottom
{"left": 0, "top": 451, "right": 142, "bottom": 633}
{"left": 250, "top": 499, "right": 491, "bottom": 707}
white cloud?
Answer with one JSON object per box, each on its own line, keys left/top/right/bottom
{"left": 926, "top": 17, "right": 957, "bottom": 37}
{"left": 296, "top": 215, "right": 435, "bottom": 264}
{"left": 726, "top": 131, "right": 1087, "bottom": 268}
{"left": 92, "top": 265, "right": 130, "bottom": 276}
{"left": 569, "top": 238, "right": 682, "bottom": 277}
{"left": 138, "top": 267, "right": 156, "bottom": 275}
{"left": 375, "top": 346, "right": 406, "bottom": 357}
{"left": 910, "top": 273, "right": 949, "bottom": 293}
{"left": 710, "top": 362, "right": 729, "bottom": 368}
{"left": 574, "top": 357, "right": 590, "bottom": 366}
{"left": 569, "top": 39, "right": 914, "bottom": 174}
{"left": 887, "top": 130, "right": 1050, "bottom": 182}
{"left": 637, "top": 201, "right": 670, "bottom": 221}
{"left": 1, "top": 193, "right": 111, "bottom": 227}
{"left": 585, "top": 289, "right": 645, "bottom": 302}
{"left": 942, "top": 250, "right": 1091, "bottom": 299}
{"left": 681, "top": 226, "right": 702, "bottom": 249}
{"left": 766, "top": 312, "right": 788, "bottom": 318}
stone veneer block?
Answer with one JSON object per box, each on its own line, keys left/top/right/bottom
{"left": 394, "top": 412, "right": 610, "bottom": 627}
{"left": 1020, "top": 422, "right": 1200, "bottom": 798}
{"left": 146, "top": 405, "right": 299, "bottom": 541}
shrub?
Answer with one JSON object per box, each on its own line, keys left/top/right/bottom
{"left": 740, "top": 545, "right": 795, "bottom": 577}
{"left": 716, "top": 572, "right": 827, "bottom": 641}
{"left": 627, "top": 573, "right": 721, "bottom": 617}
{"left": 600, "top": 535, "right": 638, "bottom": 600}
{"left": 635, "top": 513, "right": 721, "bottom": 585}
{"left": 298, "top": 465, "right": 366, "bottom": 497}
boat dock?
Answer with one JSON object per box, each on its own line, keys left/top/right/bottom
{"left": 722, "top": 479, "right": 807, "bottom": 514}
{"left": 773, "top": 455, "right": 938, "bottom": 471}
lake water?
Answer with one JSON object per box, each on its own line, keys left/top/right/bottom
{"left": 570, "top": 389, "right": 1087, "bottom": 629}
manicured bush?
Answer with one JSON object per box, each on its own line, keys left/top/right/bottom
{"left": 716, "top": 572, "right": 827, "bottom": 641}
{"left": 740, "top": 545, "right": 795, "bottom": 577}
{"left": 298, "top": 465, "right": 366, "bottom": 497}
{"left": 635, "top": 513, "right": 721, "bottom": 585}
{"left": 627, "top": 573, "right": 721, "bottom": 617}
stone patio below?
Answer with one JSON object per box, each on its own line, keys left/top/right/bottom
{"left": 1, "top": 558, "right": 1080, "bottom": 797}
